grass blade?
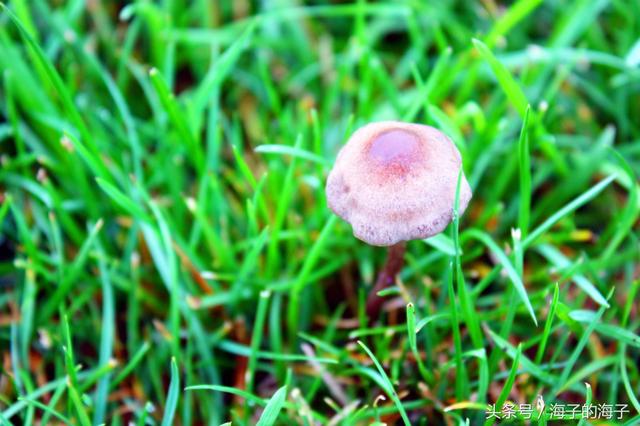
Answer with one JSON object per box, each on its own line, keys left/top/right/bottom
{"left": 256, "top": 386, "right": 287, "bottom": 426}
{"left": 186, "top": 385, "right": 266, "bottom": 406}
{"left": 472, "top": 38, "right": 528, "bottom": 117}
{"left": 93, "top": 252, "right": 115, "bottom": 424}
{"left": 551, "top": 291, "right": 610, "bottom": 396}
{"left": 518, "top": 105, "right": 532, "bottom": 238}
{"left": 536, "top": 244, "right": 608, "bottom": 307}
{"left": 95, "top": 178, "right": 150, "bottom": 222}
{"left": 161, "top": 357, "right": 180, "bottom": 426}
{"left": 357, "top": 340, "right": 410, "bottom": 426}
{"left": 191, "top": 21, "right": 257, "bottom": 113}
{"left": 287, "top": 214, "right": 337, "bottom": 339}
{"left": 255, "top": 144, "right": 330, "bottom": 167}
{"left": 535, "top": 283, "right": 560, "bottom": 364}
{"left": 464, "top": 229, "right": 537, "bottom": 326}
{"left": 149, "top": 67, "right": 203, "bottom": 172}
{"left": 0, "top": 4, "right": 99, "bottom": 157}
{"left": 453, "top": 169, "right": 483, "bottom": 348}
{"left": 406, "top": 303, "right": 433, "bottom": 384}
{"left": 246, "top": 290, "right": 271, "bottom": 395}
{"left": 483, "top": 344, "right": 522, "bottom": 426}
{"left": 523, "top": 175, "right": 616, "bottom": 248}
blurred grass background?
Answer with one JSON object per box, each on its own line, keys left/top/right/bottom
{"left": 0, "top": 0, "right": 639, "bottom": 424}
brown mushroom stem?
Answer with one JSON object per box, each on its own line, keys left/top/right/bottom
{"left": 365, "top": 242, "right": 406, "bottom": 320}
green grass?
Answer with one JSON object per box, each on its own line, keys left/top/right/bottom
{"left": 1, "top": 0, "right": 639, "bottom": 424}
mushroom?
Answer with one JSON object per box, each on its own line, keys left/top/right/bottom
{"left": 325, "top": 121, "right": 472, "bottom": 319}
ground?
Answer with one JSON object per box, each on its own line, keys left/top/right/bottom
{"left": 0, "top": 1, "right": 639, "bottom": 425}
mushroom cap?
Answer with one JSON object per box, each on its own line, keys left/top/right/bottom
{"left": 326, "top": 121, "right": 472, "bottom": 246}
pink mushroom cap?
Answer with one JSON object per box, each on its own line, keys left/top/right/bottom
{"left": 326, "top": 121, "right": 472, "bottom": 246}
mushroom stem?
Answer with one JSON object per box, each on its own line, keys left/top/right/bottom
{"left": 365, "top": 242, "right": 406, "bottom": 320}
